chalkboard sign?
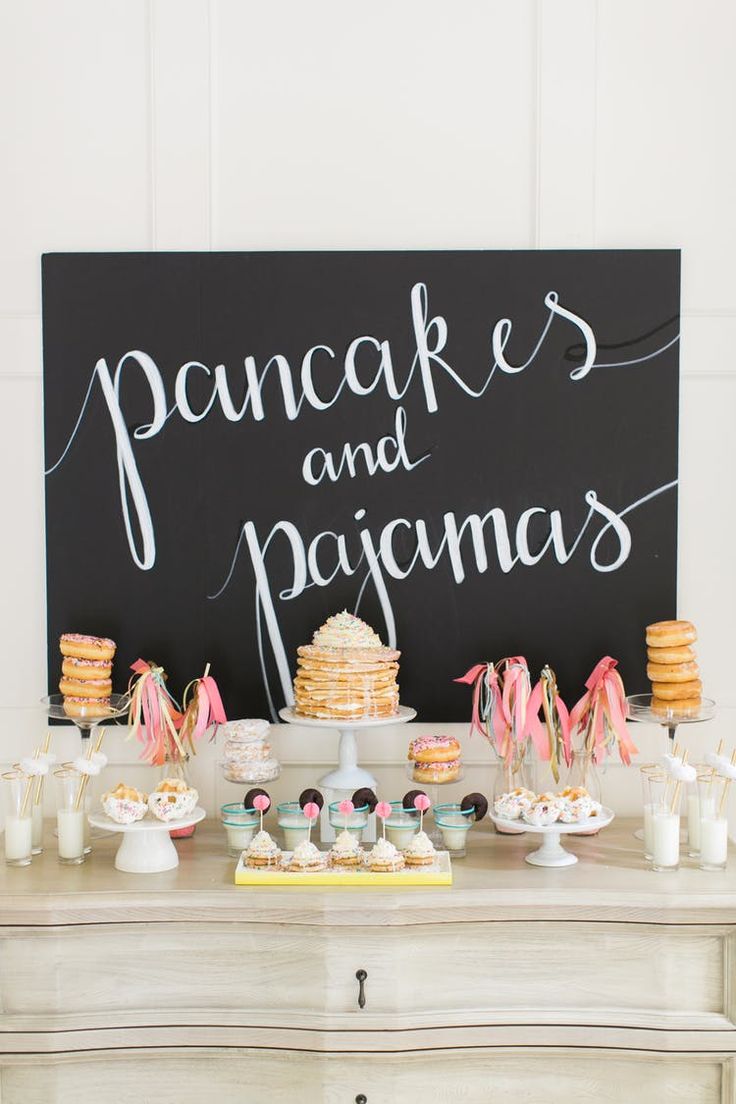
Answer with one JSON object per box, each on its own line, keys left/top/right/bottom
{"left": 42, "top": 250, "right": 679, "bottom": 720}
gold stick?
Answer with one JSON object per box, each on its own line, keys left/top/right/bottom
{"left": 33, "top": 731, "right": 52, "bottom": 807}
{"left": 20, "top": 745, "right": 42, "bottom": 817}
{"left": 670, "top": 750, "right": 689, "bottom": 816}
{"left": 718, "top": 749, "right": 736, "bottom": 819}
{"left": 74, "top": 728, "right": 105, "bottom": 812}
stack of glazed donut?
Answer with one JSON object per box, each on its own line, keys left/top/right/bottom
{"left": 646, "top": 620, "right": 702, "bottom": 717}
{"left": 59, "top": 633, "right": 117, "bottom": 717}
{"left": 408, "top": 735, "right": 462, "bottom": 783}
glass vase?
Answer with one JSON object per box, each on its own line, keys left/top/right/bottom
{"left": 563, "top": 750, "right": 602, "bottom": 835}
{"left": 492, "top": 748, "right": 531, "bottom": 834}
{"left": 160, "top": 757, "right": 197, "bottom": 839}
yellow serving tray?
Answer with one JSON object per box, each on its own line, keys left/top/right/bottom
{"left": 234, "top": 850, "right": 452, "bottom": 886}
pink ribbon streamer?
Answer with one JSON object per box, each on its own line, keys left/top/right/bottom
{"left": 570, "top": 656, "right": 635, "bottom": 764}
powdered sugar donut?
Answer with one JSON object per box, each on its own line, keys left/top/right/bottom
{"left": 494, "top": 788, "right": 535, "bottom": 820}
{"left": 523, "top": 795, "right": 563, "bottom": 826}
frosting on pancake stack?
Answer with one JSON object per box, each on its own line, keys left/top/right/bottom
{"left": 646, "top": 619, "right": 702, "bottom": 716}
{"left": 58, "top": 633, "right": 117, "bottom": 717}
{"left": 293, "top": 611, "right": 400, "bottom": 720}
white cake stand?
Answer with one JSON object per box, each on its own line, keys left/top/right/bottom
{"left": 279, "top": 705, "right": 416, "bottom": 789}
{"left": 88, "top": 807, "right": 206, "bottom": 873}
{"left": 490, "top": 807, "right": 615, "bottom": 867}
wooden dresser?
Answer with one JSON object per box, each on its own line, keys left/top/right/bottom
{"left": 0, "top": 819, "right": 734, "bottom": 1103}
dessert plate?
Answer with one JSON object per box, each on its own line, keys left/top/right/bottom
{"left": 490, "top": 807, "right": 615, "bottom": 867}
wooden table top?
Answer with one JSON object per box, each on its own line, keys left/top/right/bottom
{"left": 2, "top": 818, "right": 734, "bottom": 926}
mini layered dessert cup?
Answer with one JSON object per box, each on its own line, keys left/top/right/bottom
{"left": 434, "top": 803, "right": 474, "bottom": 857}
{"left": 220, "top": 803, "right": 260, "bottom": 856}
{"left": 384, "top": 801, "right": 419, "bottom": 850}
{"left": 328, "top": 800, "right": 369, "bottom": 840}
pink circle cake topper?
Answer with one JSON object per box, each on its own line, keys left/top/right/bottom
{"left": 253, "top": 794, "right": 270, "bottom": 813}
{"left": 303, "top": 801, "right": 320, "bottom": 820}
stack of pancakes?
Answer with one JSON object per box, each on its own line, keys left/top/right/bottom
{"left": 293, "top": 611, "right": 400, "bottom": 721}
{"left": 646, "top": 619, "right": 702, "bottom": 717}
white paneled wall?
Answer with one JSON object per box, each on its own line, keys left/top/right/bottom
{"left": 1, "top": 0, "right": 734, "bottom": 825}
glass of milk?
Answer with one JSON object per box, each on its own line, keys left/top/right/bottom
{"left": 698, "top": 774, "right": 728, "bottom": 872}
{"left": 434, "top": 804, "right": 474, "bottom": 857}
{"left": 221, "top": 803, "right": 260, "bottom": 856}
{"left": 650, "top": 780, "right": 681, "bottom": 872}
{"left": 384, "top": 802, "right": 420, "bottom": 850}
{"left": 328, "top": 801, "right": 369, "bottom": 840}
{"left": 639, "top": 764, "right": 662, "bottom": 860}
{"left": 277, "top": 802, "right": 312, "bottom": 850}
{"left": 687, "top": 766, "right": 712, "bottom": 857}
{"left": 2, "top": 770, "right": 33, "bottom": 866}
{"left": 54, "top": 769, "right": 86, "bottom": 865}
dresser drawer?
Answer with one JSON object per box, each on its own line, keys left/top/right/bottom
{"left": 0, "top": 921, "right": 732, "bottom": 1034}
{"left": 0, "top": 1047, "right": 728, "bottom": 1104}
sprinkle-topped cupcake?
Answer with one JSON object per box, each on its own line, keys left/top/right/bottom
{"left": 288, "top": 839, "right": 326, "bottom": 872}
{"left": 367, "top": 835, "right": 405, "bottom": 873}
{"left": 244, "top": 829, "right": 282, "bottom": 869}
{"left": 329, "top": 829, "right": 364, "bottom": 867}
{"left": 403, "top": 829, "right": 436, "bottom": 867}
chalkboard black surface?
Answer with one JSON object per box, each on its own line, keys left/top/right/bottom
{"left": 42, "top": 250, "right": 679, "bottom": 720}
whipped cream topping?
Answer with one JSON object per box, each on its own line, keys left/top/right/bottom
{"left": 404, "top": 829, "right": 435, "bottom": 857}
{"left": 311, "top": 611, "right": 383, "bottom": 649}
{"left": 331, "top": 829, "right": 361, "bottom": 855}
{"left": 291, "top": 839, "right": 323, "bottom": 865}
{"left": 246, "top": 829, "right": 280, "bottom": 856}
{"left": 369, "top": 836, "right": 400, "bottom": 862}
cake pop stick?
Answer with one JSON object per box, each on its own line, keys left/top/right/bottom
{"left": 338, "top": 799, "right": 354, "bottom": 832}
{"left": 253, "top": 792, "right": 270, "bottom": 832}
{"left": 375, "top": 801, "right": 392, "bottom": 840}
{"left": 414, "top": 792, "right": 431, "bottom": 832}
{"left": 303, "top": 801, "right": 320, "bottom": 843}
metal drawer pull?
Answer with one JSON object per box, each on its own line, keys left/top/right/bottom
{"left": 355, "top": 968, "right": 367, "bottom": 1009}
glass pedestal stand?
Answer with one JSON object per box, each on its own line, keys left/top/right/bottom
{"left": 626, "top": 694, "right": 716, "bottom": 842}
{"left": 41, "top": 693, "right": 129, "bottom": 844}
{"left": 404, "top": 762, "right": 465, "bottom": 848}
{"left": 279, "top": 705, "right": 416, "bottom": 843}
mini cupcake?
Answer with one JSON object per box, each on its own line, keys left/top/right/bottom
{"left": 329, "top": 829, "right": 364, "bottom": 868}
{"left": 148, "top": 777, "right": 198, "bottom": 822}
{"left": 367, "top": 836, "right": 405, "bottom": 873}
{"left": 522, "top": 793, "right": 563, "bottom": 827}
{"left": 558, "top": 786, "right": 601, "bottom": 824}
{"left": 403, "top": 829, "right": 437, "bottom": 867}
{"left": 101, "top": 783, "right": 148, "bottom": 824}
{"left": 288, "top": 839, "right": 327, "bottom": 872}
{"left": 244, "top": 829, "right": 282, "bottom": 868}
{"left": 493, "top": 788, "right": 535, "bottom": 820}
